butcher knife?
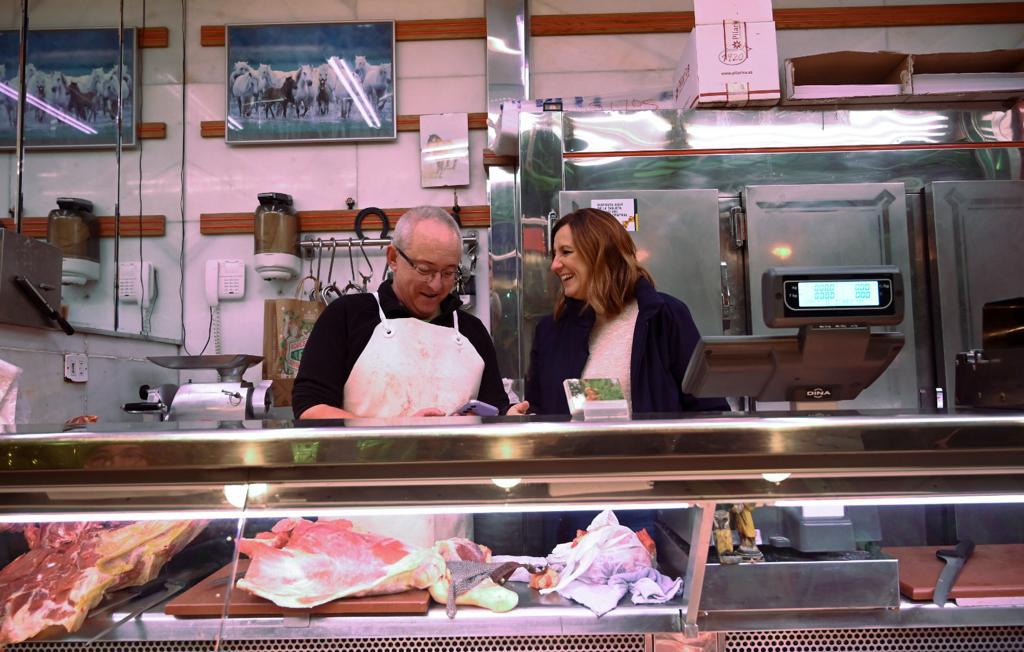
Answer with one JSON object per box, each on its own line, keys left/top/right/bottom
{"left": 85, "top": 562, "right": 219, "bottom": 646}
{"left": 932, "top": 539, "right": 975, "bottom": 606}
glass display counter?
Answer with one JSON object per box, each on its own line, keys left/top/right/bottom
{"left": 1, "top": 411, "right": 1023, "bottom": 651}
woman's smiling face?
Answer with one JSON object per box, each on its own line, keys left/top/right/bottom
{"left": 551, "top": 225, "right": 588, "bottom": 301}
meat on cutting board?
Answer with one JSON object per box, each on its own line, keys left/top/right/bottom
{"left": 236, "top": 518, "right": 445, "bottom": 609}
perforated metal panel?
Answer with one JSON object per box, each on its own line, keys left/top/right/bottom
{"left": 9, "top": 634, "right": 647, "bottom": 652}
{"left": 724, "top": 626, "right": 1024, "bottom": 651}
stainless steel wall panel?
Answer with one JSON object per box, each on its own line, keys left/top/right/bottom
{"left": 517, "top": 111, "right": 565, "bottom": 372}
{"left": 488, "top": 165, "right": 524, "bottom": 385}
{"left": 563, "top": 108, "right": 1024, "bottom": 155}
{"left": 485, "top": 0, "right": 529, "bottom": 153}
{"left": 558, "top": 189, "right": 725, "bottom": 336}
{"left": 926, "top": 180, "right": 1024, "bottom": 404}
{"left": 743, "top": 183, "right": 919, "bottom": 410}
{"left": 565, "top": 149, "right": 1021, "bottom": 196}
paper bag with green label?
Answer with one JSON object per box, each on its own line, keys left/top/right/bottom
{"left": 263, "top": 286, "right": 323, "bottom": 405}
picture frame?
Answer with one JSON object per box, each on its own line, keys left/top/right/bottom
{"left": 225, "top": 21, "right": 396, "bottom": 145}
{"left": 0, "top": 28, "right": 137, "bottom": 150}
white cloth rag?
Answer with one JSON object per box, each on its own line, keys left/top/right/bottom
{"left": 557, "top": 567, "right": 682, "bottom": 616}
{"left": 0, "top": 358, "right": 22, "bottom": 429}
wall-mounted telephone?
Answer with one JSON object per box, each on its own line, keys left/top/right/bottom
{"left": 118, "top": 262, "right": 156, "bottom": 307}
{"left": 205, "top": 259, "right": 246, "bottom": 306}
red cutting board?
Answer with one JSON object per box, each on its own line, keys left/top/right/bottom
{"left": 164, "top": 560, "right": 430, "bottom": 616}
{"left": 883, "top": 545, "right": 1024, "bottom": 600}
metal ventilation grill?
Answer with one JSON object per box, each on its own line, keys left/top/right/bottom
{"left": 724, "top": 626, "right": 1024, "bottom": 652}
{"left": 9, "top": 634, "right": 647, "bottom": 652}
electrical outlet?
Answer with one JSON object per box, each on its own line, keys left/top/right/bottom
{"left": 63, "top": 353, "right": 88, "bottom": 383}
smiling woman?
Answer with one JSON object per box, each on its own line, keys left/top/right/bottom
{"left": 525, "top": 208, "right": 729, "bottom": 417}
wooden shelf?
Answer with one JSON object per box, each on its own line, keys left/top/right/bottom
{"left": 200, "top": 205, "right": 490, "bottom": 235}
{"left": 0, "top": 216, "right": 166, "bottom": 238}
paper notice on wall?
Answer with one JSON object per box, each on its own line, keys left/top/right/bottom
{"left": 420, "top": 113, "right": 470, "bottom": 188}
{"left": 591, "top": 198, "right": 639, "bottom": 232}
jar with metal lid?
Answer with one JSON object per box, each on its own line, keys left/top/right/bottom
{"left": 254, "top": 192, "right": 301, "bottom": 281}
{"left": 47, "top": 197, "right": 99, "bottom": 285}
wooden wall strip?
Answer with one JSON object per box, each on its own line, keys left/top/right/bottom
{"left": 468, "top": 113, "right": 488, "bottom": 130}
{"left": 774, "top": 3, "right": 1024, "bottom": 29}
{"left": 532, "top": 4, "right": 1024, "bottom": 35}
{"left": 138, "top": 26, "right": 169, "bottom": 48}
{"left": 202, "top": 5, "right": 1024, "bottom": 44}
{"left": 200, "top": 206, "right": 490, "bottom": 235}
{"left": 483, "top": 150, "right": 517, "bottom": 167}
{"left": 138, "top": 122, "right": 167, "bottom": 140}
{"left": 396, "top": 18, "right": 486, "bottom": 41}
{"left": 396, "top": 115, "right": 420, "bottom": 132}
{"left": 201, "top": 120, "right": 226, "bottom": 138}
{"left": 531, "top": 12, "right": 694, "bottom": 37}
{"left": 202, "top": 19, "right": 485, "bottom": 47}
{"left": 204, "top": 113, "right": 487, "bottom": 138}
{"left": 0, "top": 216, "right": 166, "bottom": 238}
{"left": 200, "top": 25, "right": 226, "bottom": 47}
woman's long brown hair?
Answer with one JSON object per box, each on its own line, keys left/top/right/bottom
{"left": 552, "top": 208, "right": 653, "bottom": 320}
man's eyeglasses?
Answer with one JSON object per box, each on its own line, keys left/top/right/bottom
{"left": 394, "top": 246, "right": 461, "bottom": 283}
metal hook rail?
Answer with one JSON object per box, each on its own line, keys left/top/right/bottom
{"left": 299, "top": 233, "right": 478, "bottom": 252}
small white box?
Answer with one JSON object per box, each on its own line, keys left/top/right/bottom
{"left": 673, "top": 20, "right": 781, "bottom": 109}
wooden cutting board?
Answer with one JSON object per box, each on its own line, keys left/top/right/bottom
{"left": 164, "top": 560, "right": 430, "bottom": 616}
{"left": 883, "top": 544, "right": 1024, "bottom": 600}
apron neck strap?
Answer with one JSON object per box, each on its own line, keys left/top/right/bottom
{"left": 370, "top": 292, "right": 390, "bottom": 330}
{"left": 372, "top": 292, "right": 463, "bottom": 342}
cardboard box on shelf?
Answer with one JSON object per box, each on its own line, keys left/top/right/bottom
{"left": 673, "top": 20, "right": 781, "bottom": 109}
{"left": 783, "top": 51, "right": 912, "bottom": 105}
{"left": 909, "top": 49, "right": 1024, "bottom": 103}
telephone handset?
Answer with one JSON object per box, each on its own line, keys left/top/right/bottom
{"left": 205, "top": 259, "right": 246, "bottom": 306}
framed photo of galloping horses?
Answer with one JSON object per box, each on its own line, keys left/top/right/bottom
{"left": 225, "top": 21, "right": 396, "bottom": 145}
{"left": 0, "top": 28, "right": 136, "bottom": 149}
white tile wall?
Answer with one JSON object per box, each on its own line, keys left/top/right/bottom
{"left": 0, "top": 324, "right": 178, "bottom": 424}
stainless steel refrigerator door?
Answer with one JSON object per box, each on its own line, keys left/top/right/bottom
{"left": 743, "top": 183, "right": 918, "bottom": 410}
{"left": 927, "top": 180, "right": 1024, "bottom": 403}
{"left": 559, "top": 189, "right": 724, "bottom": 337}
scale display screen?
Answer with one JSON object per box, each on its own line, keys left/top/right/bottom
{"left": 764, "top": 266, "right": 902, "bottom": 327}
{"left": 796, "top": 280, "right": 881, "bottom": 308}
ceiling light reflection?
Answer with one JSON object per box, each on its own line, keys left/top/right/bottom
{"left": 0, "top": 81, "right": 98, "bottom": 135}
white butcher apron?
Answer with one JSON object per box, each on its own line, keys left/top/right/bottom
{"left": 340, "top": 292, "right": 483, "bottom": 546}
{"left": 343, "top": 293, "right": 484, "bottom": 417}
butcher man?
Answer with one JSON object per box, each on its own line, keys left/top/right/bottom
{"left": 292, "top": 205, "right": 529, "bottom": 419}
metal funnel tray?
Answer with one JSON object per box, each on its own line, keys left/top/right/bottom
{"left": 147, "top": 355, "right": 264, "bottom": 382}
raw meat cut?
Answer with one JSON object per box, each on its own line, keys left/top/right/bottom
{"left": 434, "top": 537, "right": 491, "bottom": 563}
{"left": 0, "top": 519, "right": 207, "bottom": 646}
{"left": 236, "top": 518, "right": 445, "bottom": 608}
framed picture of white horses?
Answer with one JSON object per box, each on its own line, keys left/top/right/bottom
{"left": 0, "top": 28, "right": 136, "bottom": 149}
{"left": 225, "top": 21, "right": 396, "bottom": 145}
